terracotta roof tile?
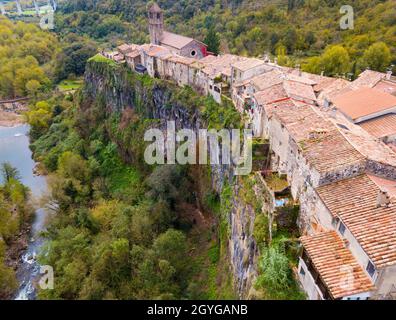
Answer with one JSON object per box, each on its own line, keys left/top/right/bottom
{"left": 374, "top": 80, "right": 396, "bottom": 96}
{"left": 148, "top": 3, "right": 162, "bottom": 13}
{"left": 200, "top": 54, "right": 246, "bottom": 78}
{"left": 161, "top": 31, "right": 195, "bottom": 50}
{"left": 349, "top": 70, "right": 386, "bottom": 90}
{"left": 316, "top": 174, "right": 396, "bottom": 268}
{"left": 250, "top": 69, "right": 284, "bottom": 91}
{"left": 359, "top": 114, "right": 396, "bottom": 139}
{"left": 317, "top": 78, "right": 351, "bottom": 105}
{"left": 283, "top": 80, "right": 316, "bottom": 102}
{"left": 333, "top": 87, "right": 396, "bottom": 121}
{"left": 253, "top": 80, "right": 316, "bottom": 105}
{"left": 117, "top": 44, "right": 137, "bottom": 55}
{"left": 301, "top": 231, "right": 374, "bottom": 299}
{"left": 268, "top": 101, "right": 365, "bottom": 174}
{"left": 331, "top": 113, "right": 396, "bottom": 168}
{"left": 368, "top": 174, "right": 396, "bottom": 198}
{"left": 232, "top": 58, "right": 265, "bottom": 72}
{"left": 167, "top": 54, "right": 196, "bottom": 65}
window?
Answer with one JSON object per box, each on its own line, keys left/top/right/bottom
{"left": 190, "top": 50, "right": 197, "bottom": 57}
{"left": 332, "top": 217, "right": 339, "bottom": 228}
{"left": 299, "top": 267, "right": 306, "bottom": 277}
{"left": 338, "top": 222, "right": 346, "bottom": 235}
{"left": 366, "top": 261, "right": 376, "bottom": 278}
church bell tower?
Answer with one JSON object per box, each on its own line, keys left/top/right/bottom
{"left": 148, "top": 3, "right": 164, "bottom": 45}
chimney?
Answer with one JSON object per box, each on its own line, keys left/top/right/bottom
{"left": 386, "top": 69, "right": 393, "bottom": 80}
{"left": 376, "top": 190, "right": 390, "bottom": 208}
{"left": 295, "top": 64, "right": 302, "bottom": 77}
{"left": 330, "top": 107, "right": 337, "bottom": 118}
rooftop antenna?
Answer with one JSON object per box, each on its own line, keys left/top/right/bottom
{"left": 387, "top": 65, "right": 394, "bottom": 80}
{"left": 33, "top": 0, "right": 40, "bottom": 16}
{"left": 295, "top": 63, "right": 301, "bottom": 76}
{"left": 0, "top": 1, "right": 6, "bottom": 15}
{"left": 263, "top": 51, "right": 270, "bottom": 63}
{"left": 15, "top": 0, "right": 23, "bottom": 15}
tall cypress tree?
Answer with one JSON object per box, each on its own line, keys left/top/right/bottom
{"left": 204, "top": 26, "right": 220, "bottom": 55}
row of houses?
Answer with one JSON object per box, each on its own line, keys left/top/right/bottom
{"left": 102, "top": 9, "right": 396, "bottom": 297}
{"left": 103, "top": 41, "right": 283, "bottom": 106}
{"left": 245, "top": 66, "right": 396, "bottom": 299}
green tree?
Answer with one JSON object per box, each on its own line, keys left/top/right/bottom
{"left": 255, "top": 244, "right": 292, "bottom": 299}
{"left": 25, "top": 79, "right": 41, "bottom": 97}
{"left": 360, "top": 42, "right": 392, "bottom": 72}
{"left": 153, "top": 229, "right": 189, "bottom": 278}
{"left": 319, "top": 45, "right": 350, "bottom": 76}
{"left": 204, "top": 26, "right": 221, "bottom": 55}
{"left": 0, "top": 162, "right": 21, "bottom": 183}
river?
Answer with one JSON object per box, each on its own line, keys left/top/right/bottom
{"left": 0, "top": 124, "right": 48, "bottom": 300}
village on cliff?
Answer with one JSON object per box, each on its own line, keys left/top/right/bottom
{"left": 101, "top": 2, "right": 396, "bottom": 301}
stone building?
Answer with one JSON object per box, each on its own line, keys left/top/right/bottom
{"left": 148, "top": 3, "right": 208, "bottom": 59}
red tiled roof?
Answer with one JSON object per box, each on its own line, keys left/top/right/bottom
{"left": 253, "top": 80, "right": 316, "bottom": 105}
{"left": 374, "top": 80, "right": 396, "bottom": 96}
{"left": 349, "top": 70, "right": 386, "bottom": 90}
{"left": 267, "top": 101, "right": 365, "bottom": 174}
{"left": 161, "top": 31, "right": 205, "bottom": 50}
{"left": 148, "top": 3, "right": 162, "bottom": 13}
{"left": 359, "top": 114, "right": 396, "bottom": 139}
{"left": 316, "top": 174, "right": 396, "bottom": 268}
{"left": 167, "top": 54, "right": 196, "bottom": 65}
{"left": 117, "top": 44, "right": 137, "bottom": 55}
{"left": 317, "top": 78, "right": 351, "bottom": 105}
{"left": 232, "top": 58, "right": 265, "bottom": 72}
{"left": 283, "top": 80, "right": 316, "bottom": 102}
{"left": 301, "top": 231, "right": 374, "bottom": 299}
{"left": 333, "top": 87, "right": 396, "bottom": 121}
{"left": 368, "top": 174, "right": 396, "bottom": 198}
{"left": 250, "top": 69, "right": 284, "bottom": 91}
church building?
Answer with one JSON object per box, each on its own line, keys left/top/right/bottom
{"left": 148, "top": 3, "right": 208, "bottom": 59}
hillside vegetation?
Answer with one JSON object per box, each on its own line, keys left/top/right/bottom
{"left": 0, "top": 17, "right": 57, "bottom": 99}
{"left": 0, "top": 163, "right": 33, "bottom": 299}
{"left": 25, "top": 59, "right": 241, "bottom": 300}
{"left": 56, "top": 0, "right": 396, "bottom": 77}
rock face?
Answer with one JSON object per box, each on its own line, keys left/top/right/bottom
{"left": 230, "top": 184, "right": 260, "bottom": 298}
{"left": 83, "top": 59, "right": 260, "bottom": 299}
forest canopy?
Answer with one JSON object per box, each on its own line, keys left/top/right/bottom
{"left": 56, "top": 0, "right": 396, "bottom": 76}
{"left": 0, "top": 17, "right": 58, "bottom": 99}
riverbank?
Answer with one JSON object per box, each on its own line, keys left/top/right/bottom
{"left": 0, "top": 101, "right": 27, "bottom": 127}
{"left": 3, "top": 221, "right": 32, "bottom": 299}
{"left": 0, "top": 125, "right": 48, "bottom": 300}
{"left": 0, "top": 110, "right": 25, "bottom": 127}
